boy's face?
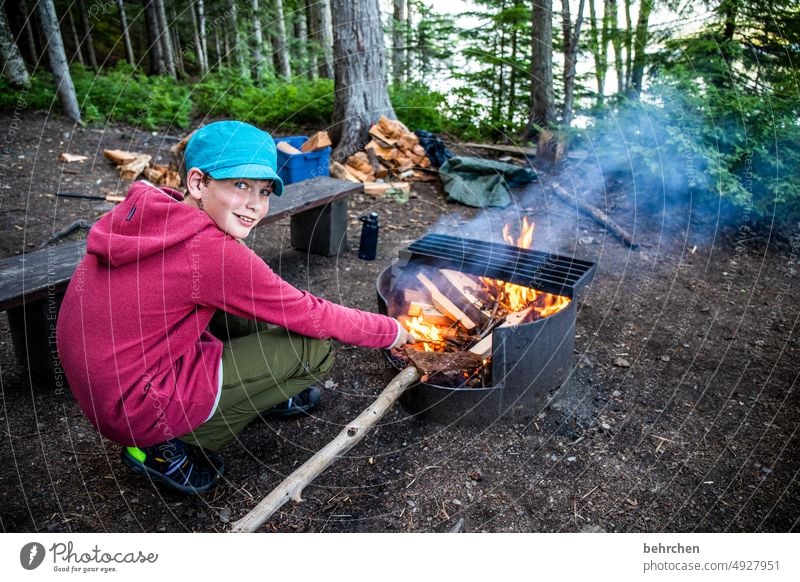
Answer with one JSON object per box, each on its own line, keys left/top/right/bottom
{"left": 187, "top": 169, "right": 272, "bottom": 239}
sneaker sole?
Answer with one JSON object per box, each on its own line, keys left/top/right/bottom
{"left": 121, "top": 450, "right": 219, "bottom": 495}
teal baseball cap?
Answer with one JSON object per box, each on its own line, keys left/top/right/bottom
{"left": 184, "top": 120, "right": 285, "bottom": 196}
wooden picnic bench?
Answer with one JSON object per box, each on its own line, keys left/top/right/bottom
{"left": 0, "top": 176, "right": 363, "bottom": 388}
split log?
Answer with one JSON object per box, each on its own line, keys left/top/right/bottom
{"left": 119, "top": 154, "right": 152, "bottom": 181}
{"left": 300, "top": 131, "right": 331, "bottom": 152}
{"left": 230, "top": 366, "right": 422, "bottom": 532}
{"left": 405, "top": 302, "right": 452, "bottom": 326}
{"left": 468, "top": 306, "right": 535, "bottom": 357}
{"left": 431, "top": 269, "right": 490, "bottom": 326}
{"left": 103, "top": 149, "right": 140, "bottom": 166}
{"left": 362, "top": 182, "right": 410, "bottom": 197}
{"left": 277, "top": 141, "right": 302, "bottom": 155}
{"left": 416, "top": 273, "right": 477, "bottom": 330}
{"left": 330, "top": 161, "right": 361, "bottom": 183}
{"left": 59, "top": 153, "right": 88, "bottom": 163}
{"left": 550, "top": 181, "right": 638, "bottom": 249}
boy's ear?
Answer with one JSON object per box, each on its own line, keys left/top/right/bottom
{"left": 185, "top": 168, "right": 204, "bottom": 201}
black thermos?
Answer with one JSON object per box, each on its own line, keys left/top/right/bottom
{"left": 358, "top": 212, "right": 379, "bottom": 260}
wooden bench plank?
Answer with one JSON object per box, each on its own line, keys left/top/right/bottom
{"left": 0, "top": 241, "right": 86, "bottom": 312}
{"left": 259, "top": 176, "right": 363, "bottom": 224}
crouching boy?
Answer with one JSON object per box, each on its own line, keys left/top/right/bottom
{"left": 56, "top": 121, "right": 414, "bottom": 494}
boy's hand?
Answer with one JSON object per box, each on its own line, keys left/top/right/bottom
{"left": 389, "top": 320, "right": 417, "bottom": 349}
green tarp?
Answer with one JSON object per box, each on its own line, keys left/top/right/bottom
{"left": 439, "top": 156, "right": 537, "bottom": 208}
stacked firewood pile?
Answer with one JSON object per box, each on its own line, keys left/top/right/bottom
{"left": 103, "top": 149, "right": 181, "bottom": 188}
{"left": 332, "top": 116, "right": 434, "bottom": 196}
{"left": 391, "top": 266, "right": 570, "bottom": 386}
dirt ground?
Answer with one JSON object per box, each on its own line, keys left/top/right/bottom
{"left": 1, "top": 112, "right": 797, "bottom": 533}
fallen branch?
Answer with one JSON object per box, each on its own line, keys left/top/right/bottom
{"left": 230, "top": 366, "right": 421, "bottom": 532}
{"left": 550, "top": 180, "right": 638, "bottom": 249}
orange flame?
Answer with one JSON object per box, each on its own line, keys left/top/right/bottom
{"left": 404, "top": 315, "right": 447, "bottom": 352}
{"left": 503, "top": 216, "right": 535, "bottom": 249}
{"left": 400, "top": 218, "right": 570, "bottom": 354}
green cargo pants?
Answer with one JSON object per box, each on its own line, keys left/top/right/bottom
{"left": 181, "top": 311, "right": 335, "bottom": 452}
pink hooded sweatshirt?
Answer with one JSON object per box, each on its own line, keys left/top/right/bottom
{"left": 56, "top": 181, "right": 398, "bottom": 447}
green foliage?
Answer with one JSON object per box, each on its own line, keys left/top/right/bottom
{"left": 191, "top": 68, "right": 334, "bottom": 131}
{"left": 71, "top": 63, "right": 192, "bottom": 129}
{"left": 390, "top": 82, "right": 448, "bottom": 133}
{"left": 0, "top": 73, "right": 58, "bottom": 112}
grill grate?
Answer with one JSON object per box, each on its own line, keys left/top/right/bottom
{"left": 403, "top": 233, "right": 596, "bottom": 298}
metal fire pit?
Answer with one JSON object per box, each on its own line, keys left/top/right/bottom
{"left": 376, "top": 234, "right": 596, "bottom": 426}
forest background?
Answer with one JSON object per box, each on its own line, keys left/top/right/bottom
{"left": 1, "top": 0, "right": 799, "bottom": 220}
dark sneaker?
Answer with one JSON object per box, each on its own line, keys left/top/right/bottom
{"left": 121, "top": 439, "right": 224, "bottom": 495}
{"left": 260, "top": 386, "right": 321, "bottom": 418}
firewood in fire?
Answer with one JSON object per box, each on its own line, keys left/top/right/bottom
{"left": 397, "top": 315, "right": 459, "bottom": 340}
{"left": 415, "top": 273, "right": 477, "bottom": 330}
{"left": 468, "top": 306, "right": 535, "bottom": 357}
{"left": 431, "top": 269, "right": 491, "bottom": 326}
{"left": 406, "top": 302, "right": 453, "bottom": 326}
{"left": 404, "top": 347, "right": 483, "bottom": 375}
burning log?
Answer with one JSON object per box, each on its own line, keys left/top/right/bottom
{"left": 405, "top": 348, "right": 482, "bottom": 375}
{"left": 406, "top": 302, "right": 452, "bottom": 326}
{"left": 468, "top": 306, "right": 535, "bottom": 357}
{"left": 430, "top": 269, "right": 490, "bottom": 326}
{"left": 415, "top": 273, "right": 478, "bottom": 330}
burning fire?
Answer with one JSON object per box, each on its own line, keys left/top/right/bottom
{"left": 402, "top": 218, "right": 571, "bottom": 353}
{"left": 486, "top": 216, "right": 569, "bottom": 314}
{"left": 503, "top": 215, "right": 534, "bottom": 248}
{"left": 405, "top": 315, "right": 448, "bottom": 352}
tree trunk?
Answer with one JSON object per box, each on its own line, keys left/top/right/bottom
{"left": 189, "top": 1, "right": 205, "bottom": 73}
{"left": 588, "top": 0, "right": 605, "bottom": 101}
{"left": 213, "top": 28, "right": 221, "bottom": 69}
{"left": 197, "top": 0, "right": 209, "bottom": 72}
{"left": 521, "top": 0, "right": 555, "bottom": 142}
{"left": 623, "top": 0, "right": 632, "bottom": 92}
{"left": 561, "top": 0, "right": 586, "bottom": 132}
{"left": 67, "top": 9, "right": 85, "bottom": 66}
{"left": 507, "top": 9, "right": 518, "bottom": 123}
{"left": 155, "top": 0, "right": 176, "bottom": 78}
{"left": 309, "top": 0, "right": 333, "bottom": 78}
{"left": 606, "top": 0, "right": 623, "bottom": 94}
{"left": 19, "top": 0, "right": 39, "bottom": 67}
{"left": 0, "top": 8, "right": 31, "bottom": 87}
{"left": 392, "top": 0, "right": 405, "bottom": 85}
{"left": 250, "top": 0, "right": 267, "bottom": 82}
{"left": 143, "top": 0, "right": 165, "bottom": 75}
{"left": 405, "top": 0, "right": 412, "bottom": 83}
{"left": 117, "top": 0, "right": 136, "bottom": 66}
{"left": 294, "top": 2, "right": 308, "bottom": 77}
{"left": 77, "top": 0, "right": 98, "bottom": 69}
{"left": 36, "top": 0, "right": 81, "bottom": 121}
{"left": 169, "top": 0, "right": 185, "bottom": 76}
{"left": 629, "top": 0, "right": 652, "bottom": 97}
{"left": 274, "top": 0, "right": 292, "bottom": 78}
{"left": 330, "top": 0, "right": 396, "bottom": 161}
{"left": 305, "top": 0, "right": 318, "bottom": 79}
{"left": 227, "top": 0, "right": 248, "bottom": 78}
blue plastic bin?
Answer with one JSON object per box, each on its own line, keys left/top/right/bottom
{"left": 274, "top": 136, "right": 331, "bottom": 185}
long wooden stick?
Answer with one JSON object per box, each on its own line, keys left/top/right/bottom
{"left": 230, "top": 366, "right": 421, "bottom": 533}
{"left": 550, "top": 180, "right": 639, "bottom": 249}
